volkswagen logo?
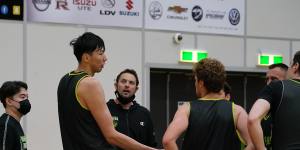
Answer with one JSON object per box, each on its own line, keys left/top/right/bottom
{"left": 229, "top": 8, "right": 240, "bottom": 25}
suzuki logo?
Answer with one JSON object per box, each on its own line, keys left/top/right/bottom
{"left": 126, "top": 0, "right": 133, "bottom": 10}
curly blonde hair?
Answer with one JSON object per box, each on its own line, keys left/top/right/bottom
{"left": 192, "top": 58, "right": 226, "bottom": 93}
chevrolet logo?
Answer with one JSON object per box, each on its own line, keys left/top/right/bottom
{"left": 168, "top": 5, "right": 188, "bottom": 14}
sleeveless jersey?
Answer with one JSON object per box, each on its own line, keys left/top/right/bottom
{"left": 181, "top": 99, "right": 241, "bottom": 150}
{"left": 57, "top": 71, "right": 113, "bottom": 150}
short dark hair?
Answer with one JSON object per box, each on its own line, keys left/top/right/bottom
{"left": 268, "top": 63, "right": 288, "bottom": 71}
{"left": 193, "top": 58, "right": 226, "bottom": 93}
{"left": 116, "top": 69, "right": 139, "bottom": 86}
{"left": 0, "top": 81, "right": 28, "bottom": 108}
{"left": 224, "top": 82, "right": 231, "bottom": 96}
{"left": 292, "top": 51, "right": 300, "bottom": 74}
{"left": 70, "top": 32, "right": 105, "bottom": 62}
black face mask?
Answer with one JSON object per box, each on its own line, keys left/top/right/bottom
{"left": 17, "top": 99, "right": 31, "bottom": 115}
{"left": 115, "top": 91, "right": 135, "bottom": 105}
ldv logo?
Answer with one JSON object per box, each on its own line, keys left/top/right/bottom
{"left": 100, "top": 10, "right": 116, "bottom": 15}
{"left": 126, "top": 0, "right": 133, "bottom": 10}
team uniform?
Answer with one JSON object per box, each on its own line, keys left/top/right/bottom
{"left": 261, "top": 114, "right": 272, "bottom": 149}
{"left": 107, "top": 99, "right": 157, "bottom": 149}
{"left": 181, "top": 99, "right": 242, "bottom": 150}
{"left": 0, "top": 113, "right": 27, "bottom": 150}
{"left": 258, "top": 79, "right": 300, "bottom": 150}
{"left": 57, "top": 71, "right": 113, "bottom": 150}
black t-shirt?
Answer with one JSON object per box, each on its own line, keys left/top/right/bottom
{"left": 258, "top": 79, "right": 300, "bottom": 150}
{"left": 257, "top": 80, "right": 283, "bottom": 114}
{"left": 0, "top": 113, "right": 27, "bottom": 150}
{"left": 257, "top": 87, "right": 273, "bottom": 149}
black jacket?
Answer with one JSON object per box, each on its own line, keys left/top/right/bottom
{"left": 107, "top": 99, "right": 157, "bottom": 149}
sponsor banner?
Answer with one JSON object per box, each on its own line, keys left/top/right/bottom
{"left": 145, "top": 0, "right": 244, "bottom": 35}
{"left": 27, "top": 0, "right": 143, "bottom": 28}
{"left": 0, "top": 0, "right": 23, "bottom": 21}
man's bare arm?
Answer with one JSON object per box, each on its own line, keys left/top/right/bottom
{"left": 248, "top": 99, "right": 270, "bottom": 150}
{"left": 162, "top": 103, "right": 189, "bottom": 150}
{"left": 78, "top": 77, "right": 156, "bottom": 150}
{"left": 234, "top": 104, "right": 254, "bottom": 150}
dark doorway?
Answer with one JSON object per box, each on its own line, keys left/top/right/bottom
{"left": 150, "top": 68, "right": 265, "bottom": 148}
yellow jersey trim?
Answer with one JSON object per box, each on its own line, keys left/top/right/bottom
{"left": 198, "top": 98, "right": 224, "bottom": 101}
{"left": 232, "top": 103, "right": 236, "bottom": 127}
{"left": 290, "top": 79, "right": 300, "bottom": 84}
{"left": 187, "top": 101, "right": 191, "bottom": 117}
{"left": 75, "top": 75, "right": 89, "bottom": 110}
{"left": 236, "top": 129, "right": 246, "bottom": 145}
{"left": 69, "top": 71, "right": 87, "bottom": 76}
{"left": 232, "top": 103, "right": 246, "bottom": 145}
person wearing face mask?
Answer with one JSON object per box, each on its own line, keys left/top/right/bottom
{"left": 107, "top": 69, "right": 157, "bottom": 149}
{"left": 0, "top": 81, "right": 31, "bottom": 150}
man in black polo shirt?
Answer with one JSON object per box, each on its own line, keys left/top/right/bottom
{"left": 248, "top": 51, "right": 300, "bottom": 150}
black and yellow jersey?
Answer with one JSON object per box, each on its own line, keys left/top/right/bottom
{"left": 181, "top": 99, "right": 241, "bottom": 150}
{"left": 57, "top": 71, "right": 113, "bottom": 150}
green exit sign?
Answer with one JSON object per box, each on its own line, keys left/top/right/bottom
{"left": 258, "top": 54, "right": 283, "bottom": 66}
{"left": 180, "top": 50, "right": 208, "bottom": 63}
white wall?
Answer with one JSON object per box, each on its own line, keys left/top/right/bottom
{"left": 196, "top": 35, "right": 244, "bottom": 67}
{"left": 145, "top": 31, "right": 195, "bottom": 65}
{"left": 1, "top": 1, "right": 300, "bottom": 150}
{"left": 26, "top": 23, "right": 83, "bottom": 150}
{"left": 0, "top": 21, "right": 23, "bottom": 113}
{"left": 247, "top": 0, "right": 300, "bottom": 38}
{"left": 293, "top": 41, "right": 300, "bottom": 56}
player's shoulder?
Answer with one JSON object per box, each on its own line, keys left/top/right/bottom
{"left": 79, "top": 76, "right": 100, "bottom": 87}
{"left": 233, "top": 103, "right": 246, "bottom": 114}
